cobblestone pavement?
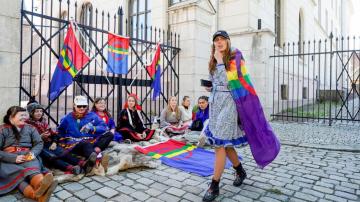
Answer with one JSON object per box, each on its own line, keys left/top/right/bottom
{"left": 271, "top": 121, "right": 360, "bottom": 151}
{"left": 1, "top": 122, "right": 360, "bottom": 202}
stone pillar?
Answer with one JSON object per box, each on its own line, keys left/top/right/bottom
{"left": 0, "top": 0, "right": 21, "bottom": 120}
{"left": 168, "top": 1, "right": 215, "bottom": 105}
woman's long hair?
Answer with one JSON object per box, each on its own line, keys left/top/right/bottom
{"left": 167, "top": 96, "right": 181, "bottom": 120}
{"left": 208, "top": 39, "right": 234, "bottom": 75}
{"left": 123, "top": 94, "right": 142, "bottom": 111}
{"left": 3, "top": 106, "right": 27, "bottom": 141}
{"left": 91, "top": 97, "right": 112, "bottom": 118}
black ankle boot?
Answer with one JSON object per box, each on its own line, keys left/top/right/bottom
{"left": 203, "top": 179, "right": 220, "bottom": 202}
{"left": 233, "top": 163, "right": 247, "bottom": 187}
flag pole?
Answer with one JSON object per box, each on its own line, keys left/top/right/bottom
{"left": 70, "top": 19, "right": 114, "bottom": 91}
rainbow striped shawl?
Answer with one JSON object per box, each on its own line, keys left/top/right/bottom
{"left": 227, "top": 48, "right": 281, "bottom": 168}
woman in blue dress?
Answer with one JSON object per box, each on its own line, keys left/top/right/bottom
{"left": 202, "top": 31, "right": 248, "bottom": 202}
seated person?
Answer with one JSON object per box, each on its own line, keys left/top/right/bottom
{"left": 116, "top": 94, "right": 155, "bottom": 142}
{"left": 178, "top": 96, "right": 192, "bottom": 127}
{"left": 160, "top": 96, "right": 188, "bottom": 136}
{"left": 57, "top": 96, "right": 113, "bottom": 171}
{"left": 0, "top": 106, "right": 57, "bottom": 202}
{"left": 190, "top": 96, "right": 209, "bottom": 131}
{"left": 26, "top": 102, "right": 89, "bottom": 175}
{"left": 92, "top": 97, "right": 122, "bottom": 142}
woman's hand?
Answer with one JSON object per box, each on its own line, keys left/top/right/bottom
{"left": 41, "top": 130, "right": 51, "bottom": 138}
{"left": 137, "top": 133, "right": 144, "bottom": 139}
{"left": 16, "top": 155, "right": 26, "bottom": 163}
{"left": 94, "top": 147, "right": 101, "bottom": 153}
{"left": 49, "top": 142, "right": 57, "bottom": 150}
{"left": 205, "top": 87, "right": 212, "bottom": 92}
{"left": 110, "top": 129, "right": 115, "bottom": 134}
{"left": 214, "top": 49, "right": 224, "bottom": 64}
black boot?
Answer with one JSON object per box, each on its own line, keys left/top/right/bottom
{"left": 202, "top": 179, "right": 220, "bottom": 202}
{"left": 233, "top": 163, "right": 247, "bottom": 187}
{"left": 83, "top": 152, "right": 97, "bottom": 174}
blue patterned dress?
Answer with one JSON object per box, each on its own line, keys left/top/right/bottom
{"left": 204, "top": 64, "right": 247, "bottom": 147}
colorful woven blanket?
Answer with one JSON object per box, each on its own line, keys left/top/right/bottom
{"left": 135, "top": 139, "right": 235, "bottom": 176}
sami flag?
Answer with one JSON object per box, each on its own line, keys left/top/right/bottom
{"left": 49, "top": 24, "right": 90, "bottom": 101}
{"left": 107, "top": 33, "right": 129, "bottom": 74}
{"left": 146, "top": 44, "right": 161, "bottom": 99}
{"left": 135, "top": 139, "right": 239, "bottom": 176}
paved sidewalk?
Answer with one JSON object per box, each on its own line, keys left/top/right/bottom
{"left": 271, "top": 121, "right": 360, "bottom": 151}
{"left": 1, "top": 147, "right": 359, "bottom": 202}
{"left": 1, "top": 122, "right": 359, "bottom": 202}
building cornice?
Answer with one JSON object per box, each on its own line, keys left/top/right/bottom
{"left": 230, "top": 28, "right": 276, "bottom": 38}
{"left": 168, "top": 0, "right": 216, "bottom": 15}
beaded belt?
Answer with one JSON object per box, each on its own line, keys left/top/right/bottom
{"left": 3, "top": 146, "right": 30, "bottom": 153}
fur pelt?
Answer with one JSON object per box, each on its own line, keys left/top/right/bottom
{"left": 53, "top": 141, "right": 161, "bottom": 183}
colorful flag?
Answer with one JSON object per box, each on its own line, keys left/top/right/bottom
{"left": 226, "top": 48, "right": 280, "bottom": 168}
{"left": 135, "top": 139, "right": 238, "bottom": 176}
{"left": 107, "top": 33, "right": 129, "bottom": 74}
{"left": 49, "top": 24, "right": 90, "bottom": 101}
{"left": 146, "top": 44, "right": 161, "bottom": 99}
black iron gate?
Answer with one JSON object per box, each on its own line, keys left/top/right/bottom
{"left": 20, "top": 0, "right": 180, "bottom": 126}
{"left": 271, "top": 34, "right": 360, "bottom": 125}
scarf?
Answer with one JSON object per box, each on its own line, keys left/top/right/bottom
{"left": 126, "top": 108, "right": 145, "bottom": 128}
{"left": 72, "top": 110, "right": 88, "bottom": 120}
{"left": 227, "top": 48, "right": 281, "bottom": 168}
{"left": 96, "top": 111, "right": 109, "bottom": 124}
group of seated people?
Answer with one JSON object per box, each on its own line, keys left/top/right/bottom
{"left": 0, "top": 94, "right": 209, "bottom": 201}
{"left": 161, "top": 95, "right": 209, "bottom": 135}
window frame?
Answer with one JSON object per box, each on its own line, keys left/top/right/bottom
{"left": 79, "top": 2, "right": 93, "bottom": 51}
{"left": 128, "top": 0, "right": 151, "bottom": 40}
{"left": 169, "top": 0, "right": 186, "bottom": 6}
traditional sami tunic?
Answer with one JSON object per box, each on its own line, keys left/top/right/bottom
{"left": 116, "top": 109, "right": 155, "bottom": 142}
{"left": 0, "top": 124, "right": 43, "bottom": 195}
{"left": 57, "top": 111, "right": 108, "bottom": 150}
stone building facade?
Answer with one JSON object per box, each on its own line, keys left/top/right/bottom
{"left": 0, "top": 0, "right": 354, "bottom": 118}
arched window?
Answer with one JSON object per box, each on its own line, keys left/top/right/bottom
{"left": 79, "top": 3, "right": 93, "bottom": 51}
{"left": 274, "top": 0, "right": 281, "bottom": 46}
{"left": 129, "top": 0, "right": 151, "bottom": 40}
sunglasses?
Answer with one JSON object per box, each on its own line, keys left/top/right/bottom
{"left": 76, "top": 105, "right": 88, "bottom": 108}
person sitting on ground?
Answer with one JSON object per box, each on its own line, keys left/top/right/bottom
{"left": 178, "top": 96, "right": 193, "bottom": 127}
{"left": 116, "top": 94, "right": 155, "bottom": 142}
{"left": 92, "top": 97, "right": 123, "bottom": 142}
{"left": 26, "top": 102, "right": 86, "bottom": 175}
{"left": 57, "top": 96, "right": 113, "bottom": 172}
{"left": 159, "top": 96, "right": 188, "bottom": 137}
{"left": 0, "top": 106, "right": 57, "bottom": 202}
{"left": 190, "top": 96, "right": 209, "bottom": 131}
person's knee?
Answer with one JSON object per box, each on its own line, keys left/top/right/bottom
{"left": 215, "top": 147, "right": 226, "bottom": 152}
{"left": 225, "top": 147, "right": 236, "bottom": 152}
{"left": 104, "top": 131, "right": 114, "bottom": 139}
